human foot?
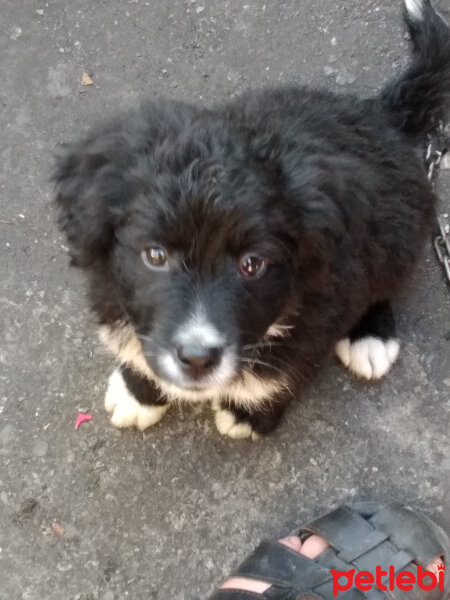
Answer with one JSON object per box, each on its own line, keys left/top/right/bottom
{"left": 210, "top": 503, "right": 449, "bottom": 598}
{"left": 220, "top": 535, "right": 444, "bottom": 595}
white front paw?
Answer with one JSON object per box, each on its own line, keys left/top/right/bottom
{"left": 335, "top": 336, "right": 400, "bottom": 380}
{"left": 212, "top": 404, "right": 259, "bottom": 441}
{"left": 105, "top": 369, "right": 168, "bottom": 431}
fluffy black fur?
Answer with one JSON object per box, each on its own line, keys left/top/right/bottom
{"left": 54, "top": 0, "right": 450, "bottom": 437}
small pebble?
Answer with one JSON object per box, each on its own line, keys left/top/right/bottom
{"left": 10, "top": 26, "right": 22, "bottom": 40}
{"left": 36, "top": 9, "right": 44, "bottom": 15}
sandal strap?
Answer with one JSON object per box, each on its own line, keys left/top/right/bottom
{"left": 208, "top": 503, "right": 449, "bottom": 600}
{"left": 368, "top": 504, "right": 446, "bottom": 566}
{"left": 302, "top": 506, "right": 390, "bottom": 562}
{"left": 230, "top": 540, "right": 365, "bottom": 599}
{"left": 232, "top": 540, "right": 333, "bottom": 590}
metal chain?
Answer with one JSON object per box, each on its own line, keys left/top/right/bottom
{"left": 434, "top": 214, "right": 450, "bottom": 283}
{"left": 425, "top": 121, "right": 450, "bottom": 285}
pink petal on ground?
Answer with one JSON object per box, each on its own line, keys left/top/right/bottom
{"left": 75, "top": 413, "right": 93, "bottom": 430}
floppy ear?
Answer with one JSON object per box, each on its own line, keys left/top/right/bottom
{"left": 53, "top": 132, "right": 135, "bottom": 267}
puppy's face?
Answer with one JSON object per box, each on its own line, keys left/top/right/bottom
{"left": 55, "top": 115, "right": 327, "bottom": 396}
{"left": 112, "top": 157, "right": 298, "bottom": 394}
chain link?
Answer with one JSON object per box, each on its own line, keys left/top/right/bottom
{"left": 434, "top": 214, "right": 450, "bottom": 283}
{"left": 426, "top": 121, "right": 450, "bottom": 285}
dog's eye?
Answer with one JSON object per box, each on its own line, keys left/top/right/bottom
{"left": 239, "top": 254, "right": 268, "bottom": 278}
{"left": 141, "top": 246, "right": 169, "bottom": 271}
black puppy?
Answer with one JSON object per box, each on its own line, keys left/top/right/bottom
{"left": 54, "top": 0, "right": 450, "bottom": 439}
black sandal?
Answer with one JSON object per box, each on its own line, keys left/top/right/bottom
{"left": 209, "top": 502, "right": 449, "bottom": 599}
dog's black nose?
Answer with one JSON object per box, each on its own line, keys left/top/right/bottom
{"left": 177, "top": 344, "right": 222, "bottom": 374}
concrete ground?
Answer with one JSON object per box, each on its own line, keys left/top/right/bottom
{"left": 1, "top": 1, "right": 449, "bottom": 599}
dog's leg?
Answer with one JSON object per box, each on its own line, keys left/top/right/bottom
{"left": 104, "top": 366, "right": 169, "bottom": 431}
{"left": 212, "top": 396, "right": 290, "bottom": 440}
{"left": 335, "top": 301, "right": 400, "bottom": 380}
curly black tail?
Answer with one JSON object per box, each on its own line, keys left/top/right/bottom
{"left": 381, "top": 0, "right": 450, "bottom": 137}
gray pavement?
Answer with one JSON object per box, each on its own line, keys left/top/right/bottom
{"left": 1, "top": 1, "right": 449, "bottom": 599}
